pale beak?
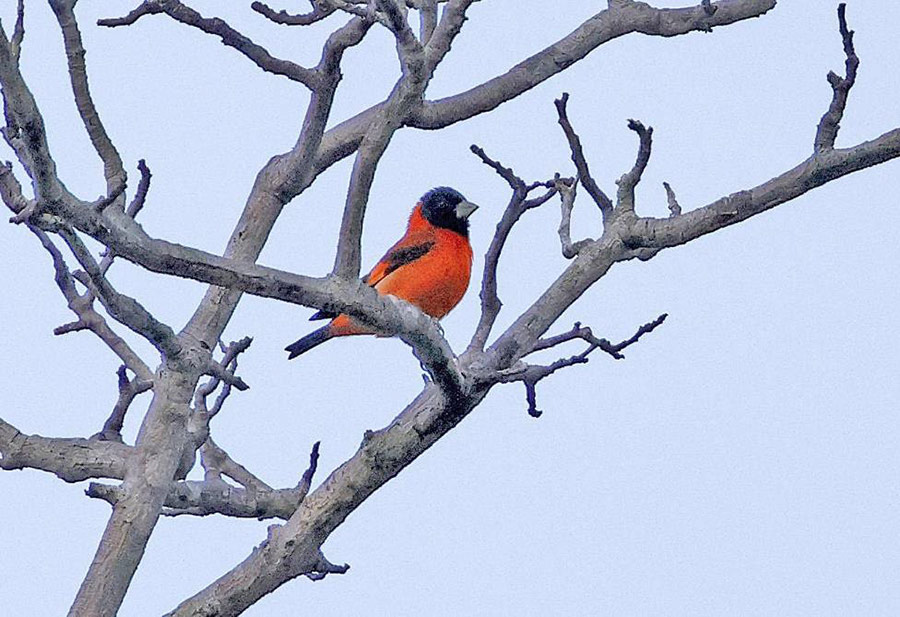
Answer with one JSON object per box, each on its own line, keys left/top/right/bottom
{"left": 455, "top": 200, "right": 478, "bottom": 219}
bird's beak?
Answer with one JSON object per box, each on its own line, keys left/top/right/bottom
{"left": 456, "top": 200, "right": 478, "bottom": 219}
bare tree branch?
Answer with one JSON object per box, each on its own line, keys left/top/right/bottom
{"left": 814, "top": 3, "right": 858, "bottom": 152}
{"left": 87, "top": 441, "right": 321, "bottom": 520}
{"left": 26, "top": 226, "right": 155, "bottom": 381}
{"left": 10, "top": 0, "right": 24, "bottom": 61}
{"left": 50, "top": 0, "right": 127, "bottom": 202}
{"left": 555, "top": 92, "right": 613, "bottom": 218}
{"left": 418, "top": 0, "right": 437, "bottom": 43}
{"left": 251, "top": 1, "right": 336, "bottom": 26}
{"left": 422, "top": 0, "right": 477, "bottom": 68}
{"left": 199, "top": 437, "right": 272, "bottom": 493}
{"left": 555, "top": 177, "right": 593, "bottom": 259}
{"left": 0, "top": 417, "right": 130, "bottom": 482}
{"left": 663, "top": 181, "right": 681, "bottom": 216}
{"left": 120, "top": 159, "right": 152, "bottom": 221}
{"left": 0, "top": 24, "right": 64, "bottom": 205}
{"left": 411, "top": 0, "right": 778, "bottom": 130}
{"left": 98, "top": 0, "right": 320, "bottom": 89}
{"left": 331, "top": 13, "right": 429, "bottom": 279}
{"left": 94, "top": 366, "right": 154, "bottom": 442}
{"left": 615, "top": 119, "right": 653, "bottom": 214}
{"left": 87, "top": 479, "right": 296, "bottom": 520}
{"left": 189, "top": 337, "right": 253, "bottom": 456}
{"left": 465, "top": 145, "right": 556, "bottom": 353}
{"left": 167, "top": 385, "right": 473, "bottom": 616}
{"left": 494, "top": 314, "right": 668, "bottom": 417}
{"left": 531, "top": 314, "right": 669, "bottom": 360}
{"left": 377, "top": 0, "right": 424, "bottom": 71}
{"left": 60, "top": 228, "right": 182, "bottom": 360}
{"left": 623, "top": 127, "right": 900, "bottom": 253}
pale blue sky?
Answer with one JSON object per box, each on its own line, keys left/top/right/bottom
{"left": 2, "top": 1, "right": 899, "bottom": 615}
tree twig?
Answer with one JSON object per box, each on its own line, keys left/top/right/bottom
{"left": 555, "top": 92, "right": 613, "bottom": 219}
{"left": 663, "top": 181, "right": 681, "bottom": 216}
{"left": 27, "top": 226, "right": 154, "bottom": 380}
{"left": 94, "top": 366, "right": 154, "bottom": 442}
{"left": 251, "top": 1, "right": 336, "bottom": 26}
{"left": 814, "top": 3, "right": 859, "bottom": 152}
{"left": 50, "top": 0, "right": 127, "bottom": 202}
{"left": 555, "top": 176, "right": 593, "bottom": 259}
{"left": 466, "top": 144, "right": 556, "bottom": 353}
{"left": 615, "top": 119, "right": 653, "bottom": 213}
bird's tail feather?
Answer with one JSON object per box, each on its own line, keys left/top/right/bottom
{"left": 285, "top": 326, "right": 333, "bottom": 359}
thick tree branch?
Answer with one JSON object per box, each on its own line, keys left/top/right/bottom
{"left": 422, "top": 0, "right": 477, "bottom": 69}
{"left": 331, "top": 26, "right": 430, "bottom": 279}
{"left": 623, "top": 128, "right": 900, "bottom": 252}
{"left": 0, "top": 418, "right": 130, "bottom": 482}
{"left": 167, "top": 385, "right": 482, "bottom": 616}
{"left": 87, "top": 479, "right": 291, "bottom": 520}
{"left": 418, "top": 0, "right": 437, "bottom": 43}
{"left": 0, "top": 24, "right": 64, "bottom": 205}
{"left": 377, "top": 0, "right": 424, "bottom": 72}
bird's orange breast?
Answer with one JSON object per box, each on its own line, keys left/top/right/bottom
{"left": 373, "top": 227, "right": 472, "bottom": 318}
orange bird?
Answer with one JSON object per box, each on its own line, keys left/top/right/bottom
{"left": 285, "top": 187, "right": 478, "bottom": 359}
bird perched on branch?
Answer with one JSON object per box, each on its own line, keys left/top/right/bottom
{"left": 285, "top": 187, "right": 478, "bottom": 359}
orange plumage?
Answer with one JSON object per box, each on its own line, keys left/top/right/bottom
{"left": 286, "top": 187, "right": 477, "bottom": 359}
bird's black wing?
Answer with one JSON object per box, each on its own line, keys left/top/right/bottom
{"left": 308, "top": 240, "right": 436, "bottom": 321}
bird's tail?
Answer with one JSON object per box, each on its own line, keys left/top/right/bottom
{"left": 285, "top": 325, "right": 334, "bottom": 360}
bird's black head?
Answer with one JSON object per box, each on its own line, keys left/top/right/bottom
{"left": 420, "top": 186, "right": 478, "bottom": 236}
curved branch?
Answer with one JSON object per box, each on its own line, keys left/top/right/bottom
{"left": 50, "top": 0, "right": 126, "bottom": 200}
{"left": 251, "top": 1, "right": 336, "bottom": 26}
{"left": 465, "top": 145, "right": 556, "bottom": 353}
{"left": 409, "top": 0, "right": 777, "bottom": 130}
{"left": 555, "top": 92, "right": 613, "bottom": 218}
{"left": 98, "top": 0, "right": 320, "bottom": 89}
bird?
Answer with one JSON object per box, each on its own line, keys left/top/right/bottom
{"left": 285, "top": 186, "right": 478, "bottom": 359}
